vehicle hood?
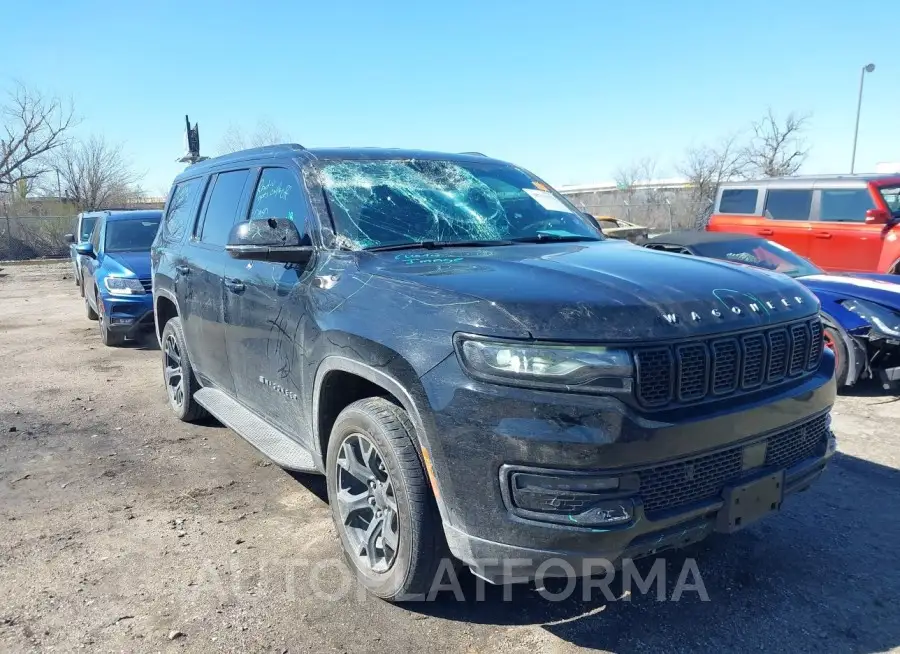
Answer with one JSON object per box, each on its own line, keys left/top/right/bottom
{"left": 797, "top": 273, "right": 900, "bottom": 309}
{"left": 361, "top": 240, "right": 819, "bottom": 342}
{"left": 104, "top": 251, "right": 151, "bottom": 279}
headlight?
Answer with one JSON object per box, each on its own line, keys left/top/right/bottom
{"left": 104, "top": 276, "right": 145, "bottom": 296}
{"left": 842, "top": 299, "right": 900, "bottom": 337}
{"left": 455, "top": 335, "right": 633, "bottom": 393}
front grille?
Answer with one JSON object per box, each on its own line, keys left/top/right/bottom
{"left": 637, "top": 413, "right": 829, "bottom": 517}
{"left": 635, "top": 317, "right": 823, "bottom": 409}
{"left": 140, "top": 279, "right": 152, "bottom": 292}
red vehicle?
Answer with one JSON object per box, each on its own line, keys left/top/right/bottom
{"left": 706, "top": 174, "right": 900, "bottom": 274}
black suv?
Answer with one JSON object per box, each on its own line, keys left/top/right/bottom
{"left": 152, "top": 145, "right": 837, "bottom": 601}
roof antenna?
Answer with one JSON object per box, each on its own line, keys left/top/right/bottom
{"left": 177, "top": 115, "right": 208, "bottom": 164}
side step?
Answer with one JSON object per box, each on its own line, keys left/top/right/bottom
{"left": 194, "top": 387, "right": 319, "bottom": 473}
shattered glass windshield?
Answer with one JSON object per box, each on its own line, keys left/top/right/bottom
{"left": 316, "top": 159, "right": 602, "bottom": 249}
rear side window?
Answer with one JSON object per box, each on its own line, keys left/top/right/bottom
{"left": 198, "top": 169, "right": 251, "bottom": 246}
{"left": 163, "top": 177, "right": 205, "bottom": 243}
{"left": 764, "top": 189, "right": 812, "bottom": 221}
{"left": 718, "top": 189, "right": 758, "bottom": 214}
{"left": 819, "top": 189, "right": 875, "bottom": 222}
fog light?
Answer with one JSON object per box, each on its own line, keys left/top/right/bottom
{"left": 508, "top": 472, "right": 634, "bottom": 527}
{"left": 826, "top": 434, "right": 837, "bottom": 456}
{"left": 110, "top": 317, "right": 134, "bottom": 325}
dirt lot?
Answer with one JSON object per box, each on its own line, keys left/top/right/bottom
{"left": 1, "top": 262, "right": 899, "bottom": 654}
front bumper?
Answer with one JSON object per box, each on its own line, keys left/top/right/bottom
{"left": 99, "top": 294, "right": 155, "bottom": 336}
{"left": 418, "top": 351, "right": 837, "bottom": 583}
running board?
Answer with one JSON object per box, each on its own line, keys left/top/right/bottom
{"left": 194, "top": 387, "right": 318, "bottom": 472}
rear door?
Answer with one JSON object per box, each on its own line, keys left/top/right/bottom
{"left": 758, "top": 188, "right": 813, "bottom": 257}
{"left": 808, "top": 185, "right": 882, "bottom": 272}
{"left": 180, "top": 168, "right": 252, "bottom": 394}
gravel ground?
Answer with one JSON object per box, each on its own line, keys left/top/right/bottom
{"left": 1, "top": 262, "right": 899, "bottom": 654}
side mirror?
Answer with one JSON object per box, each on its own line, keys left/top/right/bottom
{"left": 865, "top": 208, "right": 889, "bottom": 224}
{"left": 225, "top": 218, "right": 314, "bottom": 265}
{"left": 64, "top": 233, "right": 76, "bottom": 244}
{"left": 74, "top": 243, "right": 95, "bottom": 257}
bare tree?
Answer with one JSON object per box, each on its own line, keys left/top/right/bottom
{"left": 0, "top": 82, "right": 75, "bottom": 194}
{"left": 218, "top": 119, "right": 291, "bottom": 154}
{"left": 678, "top": 134, "right": 748, "bottom": 227}
{"left": 50, "top": 135, "right": 144, "bottom": 210}
{"left": 742, "top": 109, "right": 810, "bottom": 178}
{"left": 614, "top": 157, "right": 657, "bottom": 192}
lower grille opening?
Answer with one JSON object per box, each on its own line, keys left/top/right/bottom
{"left": 637, "top": 413, "right": 829, "bottom": 518}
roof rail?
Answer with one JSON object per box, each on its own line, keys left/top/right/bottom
{"left": 459, "top": 151, "right": 487, "bottom": 157}
{"left": 191, "top": 143, "right": 307, "bottom": 168}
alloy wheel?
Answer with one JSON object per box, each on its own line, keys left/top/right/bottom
{"left": 164, "top": 333, "right": 185, "bottom": 408}
{"left": 335, "top": 433, "right": 400, "bottom": 574}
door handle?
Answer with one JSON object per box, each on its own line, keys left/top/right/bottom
{"left": 815, "top": 232, "right": 833, "bottom": 239}
{"left": 175, "top": 265, "right": 190, "bottom": 275}
{"left": 758, "top": 229, "right": 774, "bottom": 236}
{"left": 224, "top": 278, "right": 246, "bottom": 293}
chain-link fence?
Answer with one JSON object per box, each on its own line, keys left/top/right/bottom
{"left": 0, "top": 215, "right": 75, "bottom": 261}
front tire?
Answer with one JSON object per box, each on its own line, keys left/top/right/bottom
{"left": 824, "top": 324, "right": 850, "bottom": 388}
{"left": 160, "top": 317, "right": 207, "bottom": 422}
{"left": 84, "top": 284, "right": 98, "bottom": 321}
{"left": 97, "top": 300, "right": 125, "bottom": 347}
{"left": 326, "top": 397, "right": 445, "bottom": 602}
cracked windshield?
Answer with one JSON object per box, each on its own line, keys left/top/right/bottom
{"left": 317, "top": 159, "right": 601, "bottom": 249}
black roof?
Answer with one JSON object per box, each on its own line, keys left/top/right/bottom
{"left": 646, "top": 230, "right": 760, "bottom": 247}
{"left": 174, "top": 144, "right": 505, "bottom": 182}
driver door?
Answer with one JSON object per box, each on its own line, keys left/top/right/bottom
{"left": 223, "top": 166, "right": 315, "bottom": 445}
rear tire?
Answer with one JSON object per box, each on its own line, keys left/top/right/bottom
{"left": 160, "top": 317, "right": 208, "bottom": 422}
{"left": 326, "top": 397, "right": 446, "bottom": 602}
{"left": 824, "top": 324, "right": 849, "bottom": 388}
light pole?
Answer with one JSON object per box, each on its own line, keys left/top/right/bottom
{"left": 850, "top": 63, "right": 875, "bottom": 174}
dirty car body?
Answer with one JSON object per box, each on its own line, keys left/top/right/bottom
{"left": 152, "top": 146, "right": 836, "bottom": 598}
{"left": 643, "top": 230, "right": 900, "bottom": 389}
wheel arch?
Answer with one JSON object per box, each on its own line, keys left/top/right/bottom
{"left": 312, "top": 356, "right": 447, "bottom": 518}
{"left": 154, "top": 289, "right": 181, "bottom": 343}
{"left": 820, "top": 311, "right": 864, "bottom": 386}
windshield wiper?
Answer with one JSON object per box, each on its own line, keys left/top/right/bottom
{"left": 365, "top": 239, "right": 514, "bottom": 252}
{"left": 510, "top": 234, "right": 602, "bottom": 244}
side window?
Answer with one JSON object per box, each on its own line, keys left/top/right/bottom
{"left": 248, "top": 167, "right": 310, "bottom": 243}
{"left": 764, "top": 189, "right": 813, "bottom": 221}
{"left": 718, "top": 189, "right": 758, "bottom": 214}
{"left": 819, "top": 189, "right": 875, "bottom": 222}
{"left": 163, "top": 177, "right": 204, "bottom": 243}
{"left": 198, "top": 169, "right": 251, "bottom": 246}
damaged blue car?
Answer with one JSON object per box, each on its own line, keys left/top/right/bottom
{"left": 642, "top": 231, "right": 900, "bottom": 390}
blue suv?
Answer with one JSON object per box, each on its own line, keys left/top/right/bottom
{"left": 76, "top": 210, "right": 161, "bottom": 346}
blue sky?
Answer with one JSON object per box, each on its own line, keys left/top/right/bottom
{"left": 7, "top": 0, "right": 898, "bottom": 195}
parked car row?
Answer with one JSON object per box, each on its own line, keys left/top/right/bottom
{"left": 66, "top": 146, "right": 843, "bottom": 603}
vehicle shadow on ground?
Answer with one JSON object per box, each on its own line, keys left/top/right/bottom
{"left": 404, "top": 452, "right": 900, "bottom": 652}
{"left": 288, "top": 471, "right": 329, "bottom": 504}
{"left": 840, "top": 379, "right": 900, "bottom": 402}
{"left": 126, "top": 332, "right": 160, "bottom": 351}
